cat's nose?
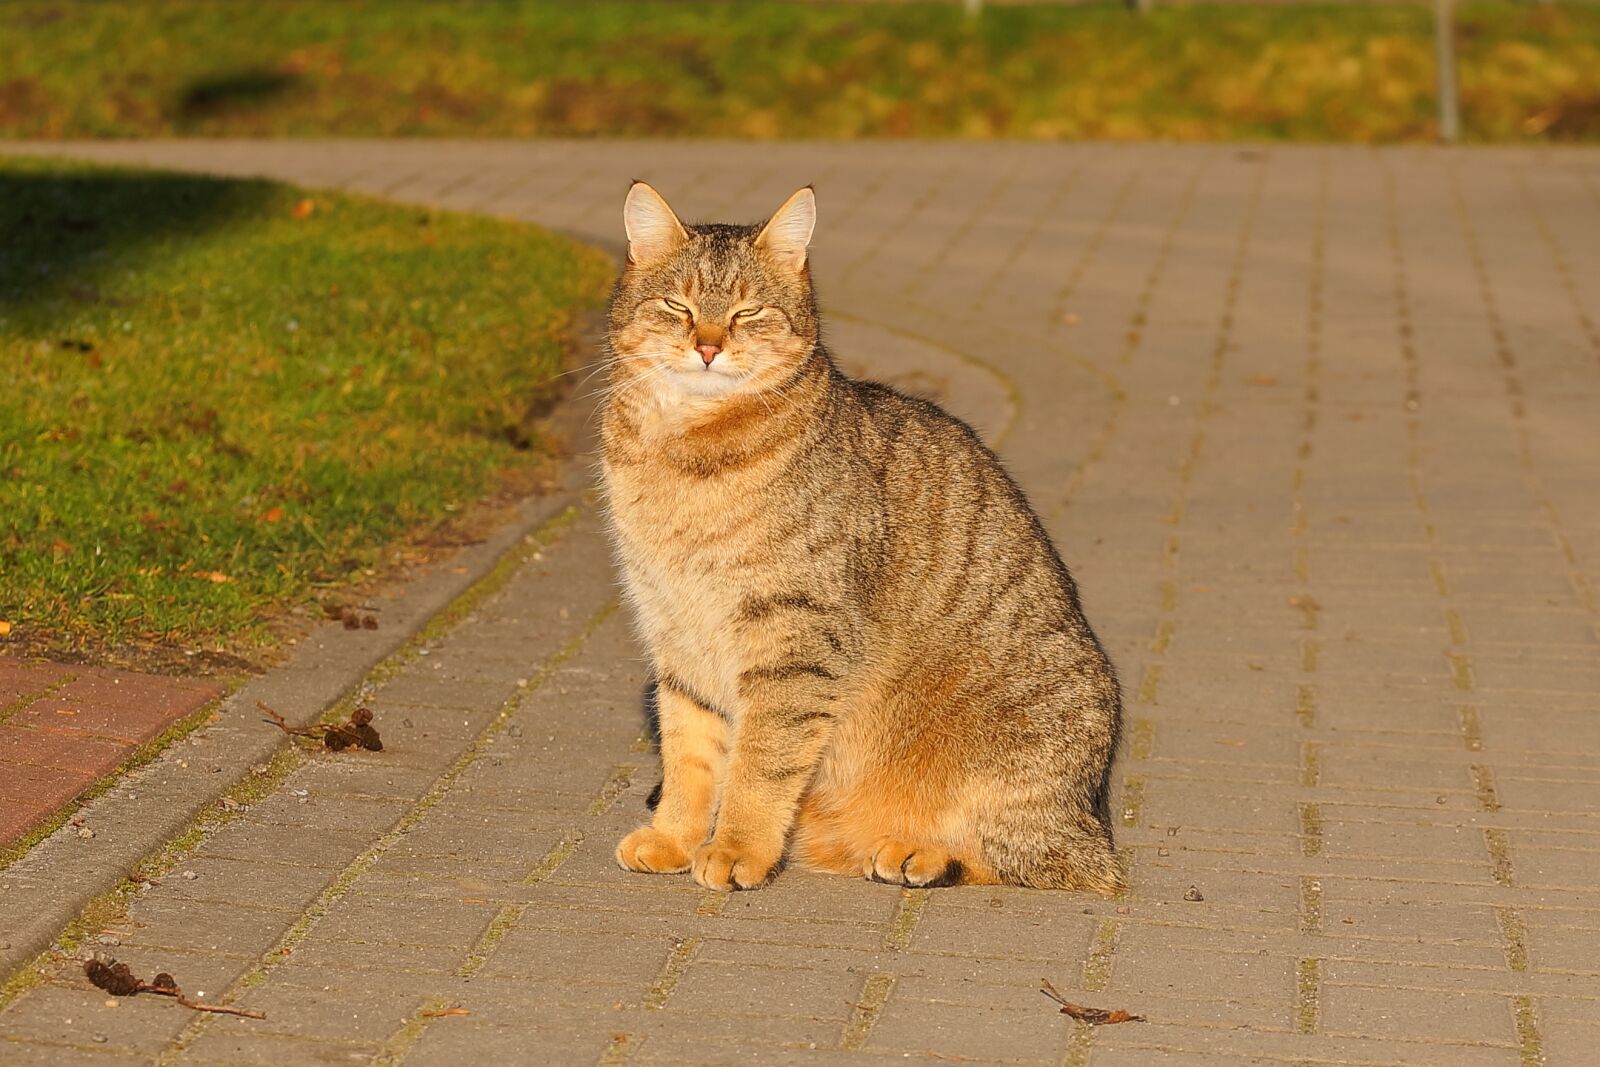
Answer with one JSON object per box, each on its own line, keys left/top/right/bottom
{"left": 697, "top": 344, "right": 721, "bottom": 366}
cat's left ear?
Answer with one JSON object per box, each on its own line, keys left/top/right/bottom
{"left": 756, "top": 186, "right": 816, "bottom": 272}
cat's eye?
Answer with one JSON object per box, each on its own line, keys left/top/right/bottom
{"left": 663, "top": 298, "right": 690, "bottom": 314}
{"left": 732, "top": 307, "right": 761, "bottom": 320}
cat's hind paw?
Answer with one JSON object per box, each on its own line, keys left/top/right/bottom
{"left": 691, "top": 838, "right": 781, "bottom": 891}
{"left": 863, "top": 840, "right": 964, "bottom": 888}
{"left": 616, "top": 826, "right": 692, "bottom": 874}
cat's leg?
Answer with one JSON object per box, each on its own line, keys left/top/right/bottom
{"left": 692, "top": 669, "right": 841, "bottom": 891}
{"left": 792, "top": 777, "right": 1001, "bottom": 887}
{"left": 790, "top": 679, "right": 1000, "bottom": 888}
{"left": 616, "top": 682, "right": 728, "bottom": 875}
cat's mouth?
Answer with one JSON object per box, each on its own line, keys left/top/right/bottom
{"left": 665, "top": 356, "right": 745, "bottom": 396}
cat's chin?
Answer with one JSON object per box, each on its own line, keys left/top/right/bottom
{"left": 661, "top": 367, "right": 749, "bottom": 399}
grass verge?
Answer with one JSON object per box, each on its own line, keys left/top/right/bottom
{"left": 1, "top": 1, "right": 1598, "bottom": 142}
{"left": 0, "top": 155, "right": 613, "bottom": 664}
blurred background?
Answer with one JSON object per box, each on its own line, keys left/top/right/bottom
{"left": 3, "top": 0, "right": 1597, "bottom": 144}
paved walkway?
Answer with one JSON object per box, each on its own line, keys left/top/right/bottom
{"left": 2, "top": 141, "right": 1598, "bottom": 1066}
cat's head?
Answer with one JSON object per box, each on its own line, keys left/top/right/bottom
{"left": 608, "top": 182, "right": 818, "bottom": 400}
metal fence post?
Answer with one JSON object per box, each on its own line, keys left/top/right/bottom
{"left": 1434, "top": 0, "right": 1461, "bottom": 142}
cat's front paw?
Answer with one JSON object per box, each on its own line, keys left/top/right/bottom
{"left": 616, "top": 826, "right": 692, "bottom": 874}
{"left": 691, "top": 837, "right": 781, "bottom": 891}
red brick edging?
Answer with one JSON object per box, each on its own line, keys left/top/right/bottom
{"left": 0, "top": 656, "right": 223, "bottom": 848}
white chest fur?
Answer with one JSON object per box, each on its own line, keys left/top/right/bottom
{"left": 604, "top": 460, "right": 772, "bottom": 717}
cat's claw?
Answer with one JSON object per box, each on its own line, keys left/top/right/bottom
{"left": 616, "top": 826, "right": 691, "bottom": 874}
{"left": 692, "top": 839, "right": 780, "bottom": 891}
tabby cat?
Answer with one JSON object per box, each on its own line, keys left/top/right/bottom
{"left": 601, "top": 182, "right": 1122, "bottom": 894}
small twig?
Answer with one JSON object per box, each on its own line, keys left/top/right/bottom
{"left": 85, "top": 958, "right": 265, "bottom": 1019}
{"left": 170, "top": 991, "right": 267, "bottom": 1018}
{"left": 257, "top": 701, "right": 322, "bottom": 737}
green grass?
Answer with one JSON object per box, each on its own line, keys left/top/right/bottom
{"left": 2, "top": 1, "right": 1599, "bottom": 142}
{"left": 0, "top": 156, "right": 612, "bottom": 659}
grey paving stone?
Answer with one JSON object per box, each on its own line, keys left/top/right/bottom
{"left": 173, "top": 1028, "right": 378, "bottom": 1066}
{"left": 115, "top": 896, "right": 304, "bottom": 959}
{"left": 865, "top": 997, "right": 1063, "bottom": 1063}
{"left": 284, "top": 938, "right": 464, "bottom": 980}
{"left": 144, "top": 856, "right": 332, "bottom": 914}
{"left": 0, "top": 1041, "right": 154, "bottom": 1067}
{"left": 203, "top": 981, "right": 430, "bottom": 1046}
{"left": 400, "top": 1016, "right": 617, "bottom": 1066}
{"left": 196, "top": 819, "right": 379, "bottom": 869}
{"left": 0, "top": 983, "right": 188, "bottom": 1054}
{"left": 307, "top": 896, "right": 499, "bottom": 950}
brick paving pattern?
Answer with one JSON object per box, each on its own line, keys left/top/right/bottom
{"left": 0, "top": 658, "right": 222, "bottom": 848}
{"left": 0, "top": 141, "right": 1596, "bottom": 1065}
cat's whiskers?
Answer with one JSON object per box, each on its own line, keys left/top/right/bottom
{"left": 564, "top": 354, "right": 630, "bottom": 393}
{"left": 730, "top": 367, "right": 778, "bottom": 418}
{"left": 537, "top": 353, "right": 625, "bottom": 391}
{"left": 576, "top": 351, "right": 668, "bottom": 404}
{"left": 736, "top": 363, "right": 810, "bottom": 422}
{"left": 592, "top": 361, "right": 679, "bottom": 410}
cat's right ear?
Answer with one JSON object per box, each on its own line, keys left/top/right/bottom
{"left": 624, "top": 181, "right": 688, "bottom": 266}
{"left": 756, "top": 186, "right": 816, "bottom": 272}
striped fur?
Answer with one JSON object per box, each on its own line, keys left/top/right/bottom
{"left": 602, "top": 183, "right": 1122, "bottom": 894}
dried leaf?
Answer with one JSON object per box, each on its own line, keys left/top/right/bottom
{"left": 1039, "top": 980, "right": 1145, "bottom": 1025}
